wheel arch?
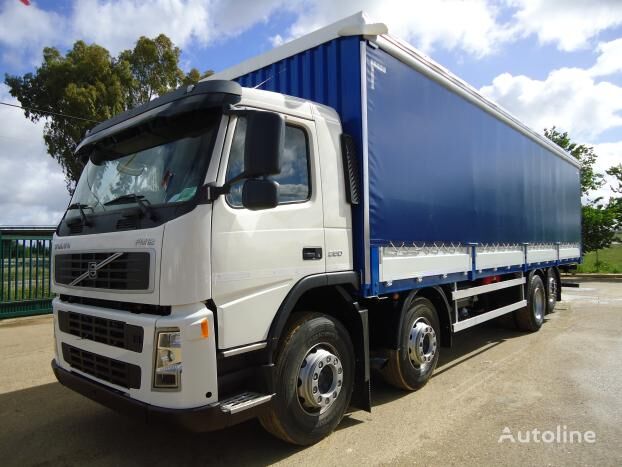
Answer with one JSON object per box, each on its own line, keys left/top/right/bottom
{"left": 267, "top": 271, "right": 371, "bottom": 412}
{"left": 267, "top": 272, "right": 359, "bottom": 356}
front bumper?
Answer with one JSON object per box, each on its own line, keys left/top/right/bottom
{"left": 53, "top": 298, "right": 219, "bottom": 409}
{"left": 52, "top": 360, "right": 268, "bottom": 432}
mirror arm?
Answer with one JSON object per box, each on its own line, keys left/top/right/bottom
{"left": 203, "top": 172, "right": 249, "bottom": 203}
{"left": 203, "top": 182, "right": 231, "bottom": 203}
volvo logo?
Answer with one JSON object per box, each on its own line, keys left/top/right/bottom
{"left": 68, "top": 252, "right": 124, "bottom": 287}
{"left": 87, "top": 261, "right": 98, "bottom": 279}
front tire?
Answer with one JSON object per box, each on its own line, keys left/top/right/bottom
{"left": 259, "top": 312, "right": 354, "bottom": 445}
{"left": 516, "top": 274, "right": 546, "bottom": 332}
{"left": 382, "top": 297, "right": 440, "bottom": 391}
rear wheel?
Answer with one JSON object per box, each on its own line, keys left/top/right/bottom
{"left": 545, "top": 270, "right": 559, "bottom": 314}
{"left": 382, "top": 297, "right": 440, "bottom": 391}
{"left": 259, "top": 312, "right": 354, "bottom": 445}
{"left": 516, "top": 274, "right": 546, "bottom": 332}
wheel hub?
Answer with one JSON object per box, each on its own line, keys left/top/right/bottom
{"left": 298, "top": 346, "right": 343, "bottom": 413}
{"left": 534, "top": 286, "right": 545, "bottom": 321}
{"left": 408, "top": 320, "right": 437, "bottom": 367}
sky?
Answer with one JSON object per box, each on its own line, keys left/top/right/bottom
{"left": 0, "top": 0, "right": 621, "bottom": 226}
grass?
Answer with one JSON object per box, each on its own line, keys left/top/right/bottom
{"left": 576, "top": 243, "right": 622, "bottom": 273}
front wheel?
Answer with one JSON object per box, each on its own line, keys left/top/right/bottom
{"left": 259, "top": 312, "right": 354, "bottom": 445}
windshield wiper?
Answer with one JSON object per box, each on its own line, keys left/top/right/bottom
{"left": 104, "top": 194, "right": 156, "bottom": 220}
{"left": 66, "top": 203, "right": 93, "bottom": 226}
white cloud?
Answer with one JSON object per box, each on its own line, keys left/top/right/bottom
{"left": 0, "top": 84, "right": 68, "bottom": 225}
{"left": 275, "top": 0, "right": 512, "bottom": 58}
{"left": 271, "top": 0, "right": 622, "bottom": 58}
{"left": 1, "top": 0, "right": 291, "bottom": 65}
{"left": 0, "top": 0, "right": 67, "bottom": 67}
{"left": 507, "top": 0, "right": 622, "bottom": 52}
{"left": 589, "top": 38, "right": 622, "bottom": 77}
{"left": 270, "top": 33, "right": 284, "bottom": 47}
{"left": 73, "top": 0, "right": 290, "bottom": 55}
{"left": 210, "top": 0, "right": 289, "bottom": 37}
{"left": 3, "top": 0, "right": 622, "bottom": 68}
{"left": 480, "top": 68, "right": 622, "bottom": 141}
{"left": 71, "top": 0, "right": 212, "bottom": 55}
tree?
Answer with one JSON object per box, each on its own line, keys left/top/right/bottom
{"left": 605, "top": 164, "right": 622, "bottom": 228}
{"left": 544, "top": 127, "right": 604, "bottom": 195}
{"left": 5, "top": 35, "right": 206, "bottom": 193}
{"left": 545, "top": 127, "right": 617, "bottom": 254}
{"left": 582, "top": 204, "right": 617, "bottom": 260}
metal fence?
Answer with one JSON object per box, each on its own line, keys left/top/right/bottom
{"left": 0, "top": 226, "right": 56, "bottom": 319}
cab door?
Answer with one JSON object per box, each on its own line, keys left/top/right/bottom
{"left": 211, "top": 113, "right": 325, "bottom": 349}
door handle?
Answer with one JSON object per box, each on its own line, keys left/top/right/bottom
{"left": 302, "top": 247, "right": 322, "bottom": 260}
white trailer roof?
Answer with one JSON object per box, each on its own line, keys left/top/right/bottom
{"left": 207, "top": 11, "right": 578, "bottom": 168}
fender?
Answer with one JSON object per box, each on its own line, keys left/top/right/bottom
{"left": 266, "top": 271, "right": 359, "bottom": 357}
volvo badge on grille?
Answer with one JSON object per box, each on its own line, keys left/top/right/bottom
{"left": 87, "top": 261, "right": 98, "bottom": 279}
{"left": 68, "top": 252, "right": 124, "bottom": 287}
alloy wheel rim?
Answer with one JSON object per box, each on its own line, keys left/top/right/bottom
{"left": 534, "top": 286, "right": 545, "bottom": 322}
{"left": 297, "top": 344, "right": 343, "bottom": 415}
{"left": 407, "top": 317, "right": 437, "bottom": 370}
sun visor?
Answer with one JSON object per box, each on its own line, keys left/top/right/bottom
{"left": 75, "top": 80, "right": 241, "bottom": 163}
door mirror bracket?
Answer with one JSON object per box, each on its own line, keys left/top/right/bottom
{"left": 203, "top": 182, "right": 231, "bottom": 203}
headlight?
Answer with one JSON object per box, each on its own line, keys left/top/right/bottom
{"left": 154, "top": 329, "right": 182, "bottom": 389}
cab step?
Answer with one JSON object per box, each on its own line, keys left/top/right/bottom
{"left": 220, "top": 392, "right": 274, "bottom": 414}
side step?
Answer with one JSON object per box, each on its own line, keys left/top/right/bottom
{"left": 220, "top": 392, "right": 274, "bottom": 415}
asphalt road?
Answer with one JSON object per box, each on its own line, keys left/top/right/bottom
{"left": 1, "top": 279, "right": 621, "bottom": 466}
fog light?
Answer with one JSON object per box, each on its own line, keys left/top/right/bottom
{"left": 154, "top": 329, "right": 182, "bottom": 389}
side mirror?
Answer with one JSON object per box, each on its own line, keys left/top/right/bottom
{"left": 242, "top": 179, "right": 278, "bottom": 210}
{"left": 243, "top": 111, "right": 284, "bottom": 178}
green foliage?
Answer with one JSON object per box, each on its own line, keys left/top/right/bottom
{"left": 5, "top": 34, "right": 209, "bottom": 193}
{"left": 119, "top": 34, "right": 183, "bottom": 107}
{"left": 544, "top": 127, "right": 604, "bottom": 195}
{"left": 607, "top": 164, "right": 622, "bottom": 194}
{"left": 606, "top": 164, "right": 622, "bottom": 226}
{"left": 581, "top": 204, "right": 617, "bottom": 253}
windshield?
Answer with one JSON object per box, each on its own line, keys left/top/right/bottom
{"left": 67, "top": 118, "right": 220, "bottom": 218}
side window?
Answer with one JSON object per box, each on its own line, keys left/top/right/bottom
{"left": 226, "top": 116, "right": 311, "bottom": 207}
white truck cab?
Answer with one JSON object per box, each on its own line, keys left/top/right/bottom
{"left": 52, "top": 82, "right": 361, "bottom": 441}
